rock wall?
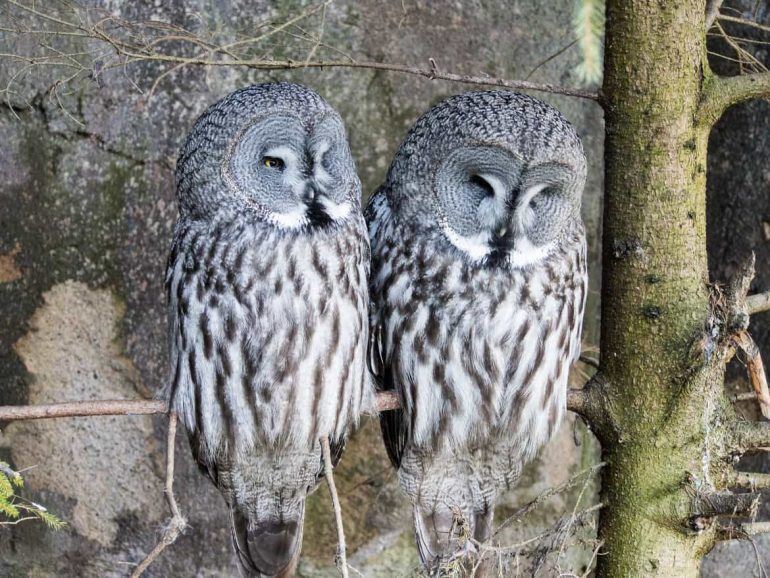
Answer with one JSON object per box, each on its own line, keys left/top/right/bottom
{"left": 21, "top": 0, "right": 770, "bottom": 576}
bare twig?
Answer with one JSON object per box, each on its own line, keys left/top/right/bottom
{"left": 726, "top": 470, "right": 770, "bottom": 490}
{"left": 706, "top": 0, "right": 724, "bottom": 31}
{"left": 732, "top": 391, "right": 759, "bottom": 402}
{"left": 693, "top": 490, "right": 760, "bottom": 518}
{"left": 320, "top": 435, "right": 349, "bottom": 578}
{"left": 0, "top": 399, "right": 167, "bottom": 421}
{"left": 484, "top": 503, "right": 603, "bottom": 555}
{"left": 578, "top": 354, "right": 600, "bottom": 370}
{"left": 733, "top": 331, "right": 770, "bottom": 420}
{"left": 492, "top": 462, "right": 605, "bottom": 538}
{"left": 130, "top": 413, "right": 187, "bottom": 577}
{"left": 731, "top": 420, "right": 770, "bottom": 451}
{"left": 718, "top": 14, "right": 770, "bottom": 34}
{"left": 719, "top": 521, "right": 770, "bottom": 540}
{"left": 0, "top": 1, "right": 599, "bottom": 102}
{"left": 748, "top": 291, "right": 770, "bottom": 315}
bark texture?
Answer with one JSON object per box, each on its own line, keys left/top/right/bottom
{"left": 596, "top": 1, "right": 718, "bottom": 575}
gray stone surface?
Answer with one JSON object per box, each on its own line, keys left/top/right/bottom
{"left": 0, "top": 1, "right": 607, "bottom": 576}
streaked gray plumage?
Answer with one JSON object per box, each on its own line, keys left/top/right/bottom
{"left": 165, "top": 83, "right": 371, "bottom": 577}
{"left": 367, "top": 91, "right": 587, "bottom": 570}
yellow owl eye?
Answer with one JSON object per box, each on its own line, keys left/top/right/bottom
{"left": 263, "top": 156, "right": 285, "bottom": 170}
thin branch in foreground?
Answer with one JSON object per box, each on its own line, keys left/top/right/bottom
{"left": 492, "top": 461, "right": 605, "bottom": 538}
{"left": 130, "top": 413, "right": 187, "bottom": 578}
{"left": 0, "top": 399, "right": 167, "bottom": 421}
{"left": 320, "top": 436, "right": 349, "bottom": 578}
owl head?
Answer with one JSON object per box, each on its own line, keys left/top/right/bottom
{"left": 384, "top": 90, "right": 586, "bottom": 267}
{"left": 176, "top": 83, "right": 361, "bottom": 230}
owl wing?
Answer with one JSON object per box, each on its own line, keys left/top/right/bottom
{"left": 570, "top": 228, "right": 589, "bottom": 367}
{"left": 365, "top": 190, "right": 408, "bottom": 468}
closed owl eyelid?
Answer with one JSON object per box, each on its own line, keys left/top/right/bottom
{"left": 469, "top": 172, "right": 508, "bottom": 198}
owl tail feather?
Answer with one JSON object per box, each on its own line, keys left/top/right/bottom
{"left": 230, "top": 503, "right": 305, "bottom": 578}
{"left": 413, "top": 504, "right": 494, "bottom": 572}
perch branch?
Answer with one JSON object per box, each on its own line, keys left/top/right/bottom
{"left": 0, "top": 399, "right": 167, "bottom": 421}
{"left": 565, "top": 376, "right": 607, "bottom": 429}
{"left": 373, "top": 390, "right": 400, "bottom": 412}
{"left": 320, "top": 436, "right": 349, "bottom": 578}
{"left": 0, "top": 391, "right": 403, "bottom": 422}
{"left": 130, "top": 412, "right": 187, "bottom": 577}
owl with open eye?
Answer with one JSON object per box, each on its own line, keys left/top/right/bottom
{"left": 165, "top": 83, "right": 371, "bottom": 577}
{"left": 367, "top": 91, "right": 587, "bottom": 570}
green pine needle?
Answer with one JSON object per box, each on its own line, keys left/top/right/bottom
{"left": 574, "top": 0, "right": 605, "bottom": 85}
{"left": 0, "top": 463, "right": 65, "bottom": 530}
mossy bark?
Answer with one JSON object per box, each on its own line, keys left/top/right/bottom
{"left": 595, "top": 1, "right": 722, "bottom": 575}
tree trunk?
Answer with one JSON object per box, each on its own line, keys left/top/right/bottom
{"left": 596, "top": 1, "right": 719, "bottom": 575}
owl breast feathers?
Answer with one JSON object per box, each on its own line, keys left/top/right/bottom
{"left": 165, "top": 83, "right": 371, "bottom": 577}
{"left": 367, "top": 90, "right": 588, "bottom": 569}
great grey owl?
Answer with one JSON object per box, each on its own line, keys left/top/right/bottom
{"left": 367, "top": 90, "right": 587, "bottom": 569}
{"left": 165, "top": 83, "right": 371, "bottom": 577}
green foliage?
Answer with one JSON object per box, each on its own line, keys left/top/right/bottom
{"left": 573, "top": 0, "right": 605, "bottom": 85}
{"left": 0, "top": 461, "right": 66, "bottom": 530}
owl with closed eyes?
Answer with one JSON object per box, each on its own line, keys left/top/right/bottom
{"left": 165, "top": 83, "right": 371, "bottom": 577}
{"left": 367, "top": 90, "right": 587, "bottom": 570}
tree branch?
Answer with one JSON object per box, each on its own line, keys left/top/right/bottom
{"left": 747, "top": 290, "right": 770, "bottom": 315}
{"left": 320, "top": 436, "right": 349, "bottom": 578}
{"left": 0, "top": 392, "right": 407, "bottom": 422}
{"left": 373, "top": 390, "right": 400, "bottom": 412}
{"left": 718, "top": 521, "right": 770, "bottom": 540}
{"left": 705, "top": 0, "right": 723, "bottom": 31}
{"left": 699, "top": 71, "right": 770, "bottom": 126}
{"left": 730, "top": 420, "right": 770, "bottom": 451}
{"left": 726, "top": 470, "right": 770, "bottom": 490}
{"left": 693, "top": 490, "right": 760, "bottom": 518}
{"left": 130, "top": 413, "right": 187, "bottom": 577}
{"left": 0, "top": 399, "right": 167, "bottom": 421}
{"left": 0, "top": 1, "right": 600, "bottom": 102}
{"left": 733, "top": 331, "right": 770, "bottom": 419}
{"left": 566, "top": 377, "right": 607, "bottom": 430}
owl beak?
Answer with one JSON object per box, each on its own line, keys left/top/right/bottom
{"left": 302, "top": 181, "right": 320, "bottom": 203}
